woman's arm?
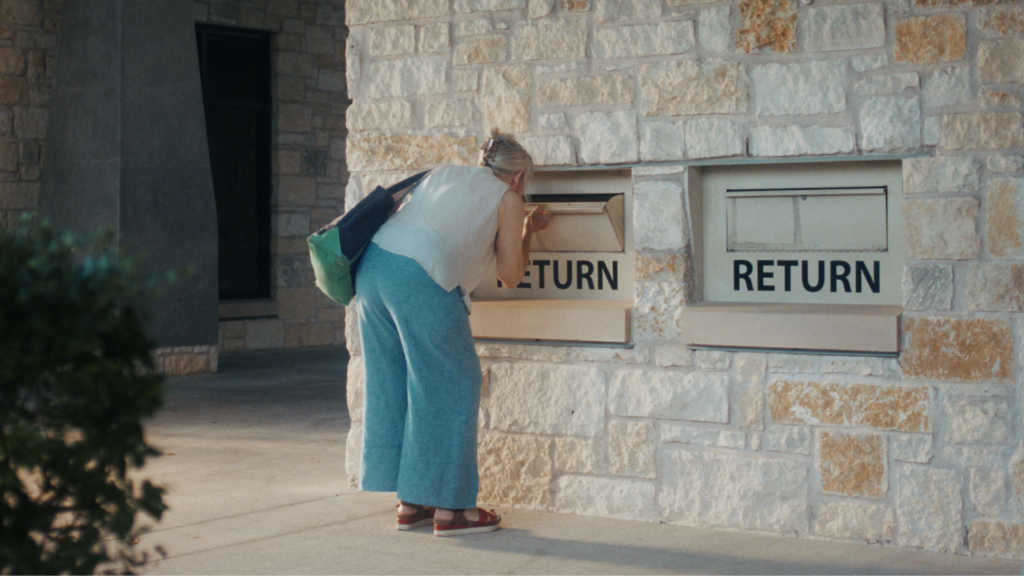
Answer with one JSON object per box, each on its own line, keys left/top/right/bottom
{"left": 495, "top": 189, "right": 550, "bottom": 288}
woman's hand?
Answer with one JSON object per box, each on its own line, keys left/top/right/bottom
{"left": 526, "top": 206, "right": 552, "bottom": 234}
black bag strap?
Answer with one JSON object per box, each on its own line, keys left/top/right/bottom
{"left": 386, "top": 170, "right": 430, "bottom": 205}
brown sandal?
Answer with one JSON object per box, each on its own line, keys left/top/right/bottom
{"left": 396, "top": 501, "right": 435, "bottom": 531}
{"left": 433, "top": 508, "right": 501, "bottom": 536}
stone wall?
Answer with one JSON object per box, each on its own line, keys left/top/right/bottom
{"left": 342, "top": 0, "right": 1024, "bottom": 559}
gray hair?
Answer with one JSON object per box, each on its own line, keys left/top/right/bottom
{"left": 478, "top": 128, "right": 534, "bottom": 189}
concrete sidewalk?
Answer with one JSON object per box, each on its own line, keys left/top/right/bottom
{"left": 137, "top": 347, "right": 1021, "bottom": 575}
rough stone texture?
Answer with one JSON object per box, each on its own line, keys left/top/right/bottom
{"left": 454, "top": 20, "right": 491, "bottom": 36}
{"left": 641, "top": 59, "right": 748, "bottom": 116}
{"left": 979, "top": 39, "right": 1024, "bottom": 84}
{"left": 967, "top": 263, "right": 1024, "bottom": 312}
{"left": 895, "top": 15, "right": 966, "bottom": 64}
{"left": 154, "top": 346, "right": 218, "bottom": 376}
{"left": 346, "top": 0, "right": 448, "bottom": 25}
{"left": 819, "top": 432, "right": 886, "bottom": 498}
{"left": 902, "top": 197, "right": 981, "bottom": 260}
{"left": 805, "top": 4, "right": 885, "bottom": 52}
{"left": 609, "top": 420, "right": 657, "bottom": 478}
{"left": 769, "top": 354, "right": 819, "bottom": 374}
{"left": 365, "top": 57, "right": 447, "bottom": 98}
{"left": 892, "top": 434, "right": 933, "bottom": 464}
{"left": 735, "top": 353, "right": 767, "bottom": 384}
{"left": 512, "top": 18, "right": 588, "bottom": 61}
{"left": 420, "top": 22, "right": 450, "bottom": 53}
{"left": 898, "top": 466, "right": 963, "bottom": 553}
{"left": 640, "top": 121, "right": 686, "bottom": 162}
{"left": 453, "top": 35, "right": 508, "bottom": 66}
{"left": 903, "top": 156, "right": 980, "bottom": 195}
{"left": 860, "top": 96, "right": 921, "bottom": 152}
{"left": 982, "top": 7, "right": 1024, "bottom": 36}
{"left": 368, "top": 26, "right": 415, "bottom": 56}
{"left": 594, "top": 0, "right": 661, "bottom": 22}
{"left": 750, "top": 125, "right": 855, "bottom": 157}
{"left": 853, "top": 53, "right": 889, "bottom": 73}
{"left": 489, "top": 363, "right": 605, "bottom": 436}
{"left": 660, "top": 424, "right": 746, "bottom": 449}
{"left": 609, "top": 369, "right": 729, "bottom": 422}
{"left": 555, "top": 437, "right": 607, "bottom": 475}
{"left": 660, "top": 450, "right": 809, "bottom": 533}
{"left": 345, "top": 421, "right": 362, "bottom": 487}
{"left": 902, "top": 317, "right": 1013, "bottom": 382}
{"left": 634, "top": 281, "right": 685, "bottom": 340}
{"left": 734, "top": 382, "right": 765, "bottom": 430}
{"left": 633, "top": 180, "right": 685, "bottom": 250}
{"left": 855, "top": 73, "right": 919, "bottom": 96}
{"left": 554, "top": 476, "right": 656, "bottom": 519}
{"left": 594, "top": 22, "right": 695, "bottom": 59}
{"left": 764, "top": 426, "right": 812, "bottom": 455}
{"left": 699, "top": 6, "right": 732, "bottom": 53}
{"left": 478, "top": 431, "right": 554, "bottom": 510}
{"left": 482, "top": 66, "right": 531, "bottom": 133}
{"left": 987, "top": 178, "right": 1024, "bottom": 258}
{"left": 923, "top": 68, "right": 972, "bottom": 108}
{"left": 737, "top": 0, "right": 797, "bottom": 54}
{"left": 455, "top": 0, "right": 527, "bottom": 11}
{"left": 821, "top": 356, "right": 895, "bottom": 378}
{"left": 424, "top": 99, "right": 475, "bottom": 128}
{"left": 520, "top": 135, "right": 575, "bottom": 165}
{"left": 944, "top": 398, "right": 1011, "bottom": 444}
{"left": 941, "top": 113, "right": 1024, "bottom": 151}
{"left": 529, "top": 0, "right": 555, "bottom": 18}
{"left": 537, "top": 75, "right": 633, "bottom": 108}
{"left": 971, "top": 468, "right": 1008, "bottom": 518}
{"left": 814, "top": 501, "right": 896, "bottom": 543}
{"left": 768, "top": 381, "right": 930, "bottom": 432}
{"left": 970, "top": 521, "right": 1024, "bottom": 556}
{"left": 988, "top": 155, "right": 1023, "bottom": 174}
{"left": 754, "top": 62, "right": 846, "bottom": 117}
{"left": 346, "top": 101, "right": 413, "bottom": 131}
{"left": 903, "top": 265, "right": 954, "bottom": 311}
{"left": 346, "top": 133, "right": 476, "bottom": 171}
{"left": 655, "top": 345, "right": 695, "bottom": 368}
{"left": 686, "top": 117, "right": 745, "bottom": 159}
{"left": 577, "top": 110, "right": 638, "bottom": 164}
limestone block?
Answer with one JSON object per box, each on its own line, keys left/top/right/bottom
{"left": 454, "top": 70, "right": 479, "bottom": 91}
{"left": 737, "top": 0, "right": 797, "bottom": 53}
{"left": 554, "top": 476, "right": 656, "bottom": 519}
{"left": 805, "top": 4, "right": 885, "bottom": 52}
{"left": 345, "top": 305, "right": 362, "bottom": 356}
{"left": 768, "top": 381, "right": 930, "bottom": 432}
{"left": 898, "top": 466, "right": 962, "bottom": 552}
{"left": 814, "top": 501, "right": 896, "bottom": 542}
{"left": 489, "top": 363, "right": 606, "bottom": 436}
{"left": 455, "top": 20, "right": 492, "bottom": 36}
{"left": 478, "top": 431, "right": 553, "bottom": 510}
{"left": 735, "top": 353, "right": 767, "bottom": 384}
{"left": 633, "top": 180, "right": 685, "bottom": 250}
{"left": 369, "top": 26, "right": 415, "bottom": 56}
{"left": 641, "top": 59, "right": 747, "bottom": 116}
{"left": 660, "top": 424, "right": 745, "bottom": 449}
{"left": 854, "top": 73, "right": 919, "bottom": 96}
{"left": 346, "top": 133, "right": 477, "bottom": 172}
{"left": 636, "top": 253, "right": 690, "bottom": 285}
{"left": 944, "top": 398, "right": 1011, "bottom": 445}
{"left": 971, "top": 468, "right": 1008, "bottom": 518}
{"left": 821, "top": 356, "right": 895, "bottom": 378}
{"left": 752, "top": 61, "right": 845, "bottom": 116}
{"left": 750, "top": 125, "right": 855, "bottom": 157}
{"left": 686, "top": 117, "right": 745, "bottom": 159}
{"left": 819, "top": 431, "right": 886, "bottom": 498}
{"left": 981, "top": 7, "right": 1024, "bottom": 36}
{"left": 578, "top": 110, "right": 638, "bottom": 164}
{"left": 924, "top": 118, "right": 942, "bottom": 146}
{"left": 967, "top": 263, "right": 1024, "bottom": 312}
{"left": 609, "top": 369, "right": 729, "bottom": 422}
{"left": 512, "top": 18, "right": 587, "bottom": 61}
{"left": 420, "top": 23, "right": 450, "bottom": 53}
{"left": 902, "top": 197, "right": 980, "bottom": 260}
{"left": 903, "top": 156, "right": 980, "bottom": 195}
{"left": 988, "top": 156, "right": 1023, "bottom": 174}
{"left": 345, "top": 421, "right": 362, "bottom": 487}
{"left": 660, "top": 450, "right": 809, "bottom": 533}
{"left": 0, "top": 47, "right": 23, "bottom": 76}
{"left": 987, "top": 178, "right": 1024, "bottom": 258}
{"left": 923, "top": 68, "right": 972, "bottom": 108}
{"left": 633, "top": 281, "right": 687, "bottom": 341}
{"left": 695, "top": 350, "right": 730, "bottom": 371}
{"left": 860, "top": 96, "right": 921, "bottom": 152}
{"left": 346, "top": 101, "right": 413, "bottom": 131}
{"left": 853, "top": 54, "right": 888, "bottom": 72}
{"left": 571, "top": 346, "right": 651, "bottom": 364}
{"left": 537, "top": 75, "right": 634, "bottom": 108}
{"left": 521, "top": 135, "right": 575, "bottom": 166}
{"left": 969, "top": 521, "right": 1024, "bottom": 556}
{"left": 700, "top": 7, "right": 732, "bottom": 53}
{"left": 346, "top": 0, "right": 448, "bottom": 25}
{"left": 895, "top": 15, "right": 966, "bottom": 64}
{"left": 365, "top": 57, "right": 447, "bottom": 98}
{"left": 902, "top": 265, "right": 953, "bottom": 311}
{"left": 640, "top": 121, "right": 686, "bottom": 162}
{"left": 455, "top": 0, "right": 526, "bottom": 11}
{"left": 609, "top": 420, "right": 657, "bottom": 478}
{"left": 892, "top": 434, "right": 932, "bottom": 464}
{"left": 453, "top": 35, "right": 508, "bottom": 66}
{"left": 764, "top": 426, "right": 812, "bottom": 455}
{"left": 941, "top": 113, "right": 1024, "bottom": 151}
{"left": 594, "top": 22, "right": 695, "bottom": 59}
{"left": 902, "top": 317, "right": 1012, "bottom": 381}
{"left": 482, "top": 66, "right": 531, "bottom": 133}
{"left": 594, "top": 0, "right": 660, "bottom": 22}
{"left": 539, "top": 113, "right": 567, "bottom": 130}
{"left": 940, "top": 445, "right": 1008, "bottom": 470}
{"left": 529, "top": 0, "right": 555, "bottom": 18}
{"left": 655, "top": 345, "right": 695, "bottom": 368}
{"left": 564, "top": 0, "right": 591, "bottom": 11}
{"left": 555, "top": 437, "right": 607, "bottom": 474}
{"left": 768, "top": 354, "right": 819, "bottom": 374}
{"left": 345, "top": 36, "right": 361, "bottom": 97}
{"left": 424, "top": 99, "right": 475, "bottom": 128}
{"left": 979, "top": 40, "right": 1024, "bottom": 84}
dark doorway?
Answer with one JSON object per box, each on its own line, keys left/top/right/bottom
{"left": 196, "top": 24, "right": 272, "bottom": 301}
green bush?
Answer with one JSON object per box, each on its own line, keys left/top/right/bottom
{"left": 0, "top": 220, "right": 167, "bottom": 575}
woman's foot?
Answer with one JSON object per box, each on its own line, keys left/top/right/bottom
{"left": 396, "top": 501, "right": 435, "bottom": 530}
{"left": 433, "top": 507, "right": 501, "bottom": 536}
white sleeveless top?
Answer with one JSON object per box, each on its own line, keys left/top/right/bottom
{"left": 372, "top": 165, "right": 509, "bottom": 311}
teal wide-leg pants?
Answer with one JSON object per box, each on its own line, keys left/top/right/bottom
{"left": 354, "top": 242, "right": 482, "bottom": 510}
